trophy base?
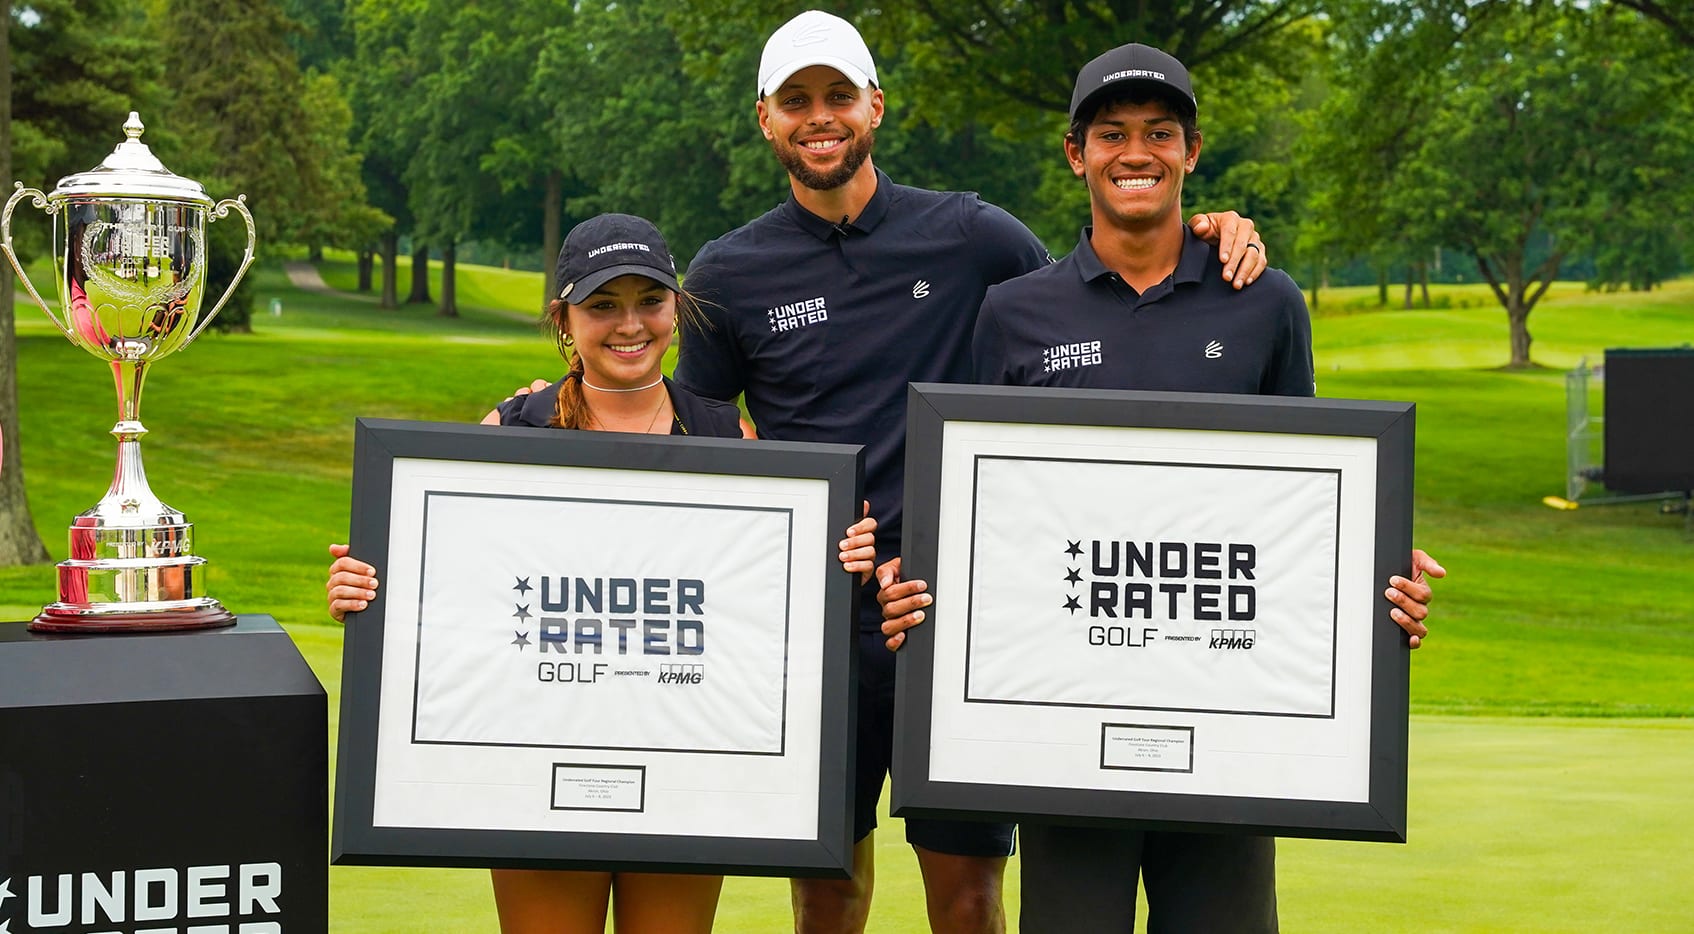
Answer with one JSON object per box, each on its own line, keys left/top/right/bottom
{"left": 31, "top": 601, "right": 236, "bottom": 633}
{"left": 38, "top": 517, "right": 232, "bottom": 633}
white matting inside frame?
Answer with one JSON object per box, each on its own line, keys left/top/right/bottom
{"left": 371, "top": 457, "right": 830, "bottom": 841}
{"left": 928, "top": 420, "right": 1380, "bottom": 804}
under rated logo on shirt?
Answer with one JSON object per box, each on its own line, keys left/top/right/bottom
{"left": 1043, "top": 339, "right": 1103, "bottom": 373}
{"left": 767, "top": 295, "right": 829, "bottom": 334}
{"left": 1205, "top": 340, "right": 1223, "bottom": 359}
{"left": 912, "top": 280, "right": 930, "bottom": 299}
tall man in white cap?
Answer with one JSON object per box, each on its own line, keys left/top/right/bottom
{"left": 673, "top": 13, "right": 1273, "bottom": 933}
{"left": 876, "top": 41, "right": 1444, "bottom": 932}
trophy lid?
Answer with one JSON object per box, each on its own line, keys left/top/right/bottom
{"left": 48, "top": 113, "right": 215, "bottom": 208}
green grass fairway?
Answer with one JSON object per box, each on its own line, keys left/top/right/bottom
{"left": 4, "top": 260, "right": 1691, "bottom": 931}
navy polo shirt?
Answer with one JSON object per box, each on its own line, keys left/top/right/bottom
{"left": 973, "top": 227, "right": 1314, "bottom": 396}
{"left": 496, "top": 376, "right": 743, "bottom": 438}
{"left": 676, "top": 169, "right": 1051, "bottom": 630}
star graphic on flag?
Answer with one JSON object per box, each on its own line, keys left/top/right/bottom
{"left": 512, "top": 631, "right": 531, "bottom": 649}
{"left": 0, "top": 876, "right": 12, "bottom": 907}
{"left": 514, "top": 576, "right": 532, "bottom": 594}
{"left": 1065, "top": 540, "right": 1083, "bottom": 558}
{"left": 1063, "top": 595, "right": 1081, "bottom": 614}
{"left": 513, "top": 604, "right": 532, "bottom": 622}
{"left": 2, "top": 916, "right": 13, "bottom": 934}
{"left": 1065, "top": 567, "right": 1082, "bottom": 585}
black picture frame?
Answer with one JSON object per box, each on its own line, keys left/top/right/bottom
{"left": 892, "top": 384, "right": 1414, "bottom": 843}
{"left": 333, "top": 418, "right": 864, "bottom": 876}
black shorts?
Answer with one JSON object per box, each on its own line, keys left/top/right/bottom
{"left": 853, "top": 631, "right": 1015, "bottom": 857}
{"left": 1019, "top": 823, "right": 1277, "bottom": 933}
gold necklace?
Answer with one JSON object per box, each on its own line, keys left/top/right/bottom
{"left": 588, "top": 387, "right": 669, "bottom": 434}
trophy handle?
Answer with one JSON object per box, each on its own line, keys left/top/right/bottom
{"left": 183, "top": 194, "right": 256, "bottom": 347}
{"left": 1, "top": 182, "right": 74, "bottom": 341}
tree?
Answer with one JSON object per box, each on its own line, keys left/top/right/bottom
{"left": 293, "top": 72, "right": 392, "bottom": 261}
{"left": 1615, "top": 0, "right": 1694, "bottom": 46}
{"left": 1296, "top": 1, "right": 1473, "bottom": 309}
{"left": 346, "top": 0, "right": 421, "bottom": 309}
{"left": 0, "top": 0, "right": 49, "bottom": 566}
{"left": 1, "top": 0, "right": 166, "bottom": 566}
{"left": 542, "top": 0, "right": 781, "bottom": 264}
{"left": 156, "top": 0, "right": 384, "bottom": 330}
{"left": 348, "top": 0, "right": 558, "bottom": 317}
{"left": 1305, "top": 1, "right": 1694, "bottom": 367}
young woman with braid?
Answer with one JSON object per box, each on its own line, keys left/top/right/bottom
{"left": 325, "top": 214, "right": 877, "bottom": 933}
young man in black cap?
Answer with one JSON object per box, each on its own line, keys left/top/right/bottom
{"left": 671, "top": 13, "right": 1277, "bottom": 934}
{"left": 876, "top": 42, "right": 1444, "bottom": 932}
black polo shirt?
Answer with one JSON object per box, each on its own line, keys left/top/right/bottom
{"left": 496, "top": 376, "right": 743, "bottom": 438}
{"left": 677, "top": 169, "right": 1051, "bottom": 629}
{"left": 974, "top": 227, "right": 1314, "bottom": 396}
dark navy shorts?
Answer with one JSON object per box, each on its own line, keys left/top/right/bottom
{"left": 1019, "top": 823, "right": 1277, "bottom": 932}
{"left": 854, "top": 631, "right": 1016, "bottom": 857}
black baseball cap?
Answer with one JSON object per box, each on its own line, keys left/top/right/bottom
{"left": 1069, "top": 43, "right": 1197, "bottom": 123}
{"left": 554, "top": 213, "right": 680, "bottom": 304}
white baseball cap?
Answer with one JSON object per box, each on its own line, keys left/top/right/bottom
{"left": 757, "top": 10, "right": 878, "bottom": 98}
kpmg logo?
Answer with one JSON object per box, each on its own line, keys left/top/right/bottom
{"left": 767, "top": 295, "right": 828, "bottom": 333}
{"left": 506, "top": 574, "right": 709, "bottom": 687}
{"left": 1059, "top": 538, "right": 1260, "bottom": 650}
{"left": 0, "top": 862, "right": 284, "bottom": 933}
{"left": 658, "top": 662, "right": 705, "bottom": 685}
{"left": 1209, "top": 629, "right": 1257, "bottom": 650}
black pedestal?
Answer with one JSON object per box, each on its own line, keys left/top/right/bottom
{"left": 0, "top": 615, "right": 327, "bottom": 934}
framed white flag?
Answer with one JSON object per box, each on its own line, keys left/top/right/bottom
{"left": 333, "top": 419, "right": 864, "bottom": 876}
{"left": 892, "top": 384, "right": 1414, "bottom": 843}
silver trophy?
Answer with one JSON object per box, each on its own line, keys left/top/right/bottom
{"left": 2, "top": 113, "right": 254, "bottom": 632}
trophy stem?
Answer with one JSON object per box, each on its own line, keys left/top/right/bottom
{"left": 29, "top": 358, "right": 233, "bottom": 633}
{"left": 113, "top": 357, "right": 149, "bottom": 437}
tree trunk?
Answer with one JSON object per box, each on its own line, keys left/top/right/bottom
{"left": 542, "top": 169, "right": 562, "bottom": 314}
{"left": 1419, "top": 262, "right": 1431, "bottom": 308}
{"left": 0, "top": 0, "right": 53, "bottom": 566}
{"left": 307, "top": 242, "right": 324, "bottom": 262}
{"left": 407, "top": 242, "right": 431, "bottom": 305}
{"left": 379, "top": 232, "right": 399, "bottom": 308}
{"left": 438, "top": 241, "right": 458, "bottom": 318}
{"left": 356, "top": 249, "right": 373, "bottom": 292}
{"left": 1508, "top": 298, "right": 1532, "bottom": 368}
{"left": 1476, "top": 250, "right": 1556, "bottom": 369}
{"left": 1308, "top": 262, "right": 1321, "bottom": 313}
{"left": 1376, "top": 266, "right": 1388, "bottom": 306}
{"left": 1403, "top": 273, "right": 1413, "bottom": 310}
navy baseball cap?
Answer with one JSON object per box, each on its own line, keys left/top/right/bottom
{"left": 554, "top": 214, "right": 680, "bottom": 304}
{"left": 1069, "top": 43, "right": 1198, "bottom": 122}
